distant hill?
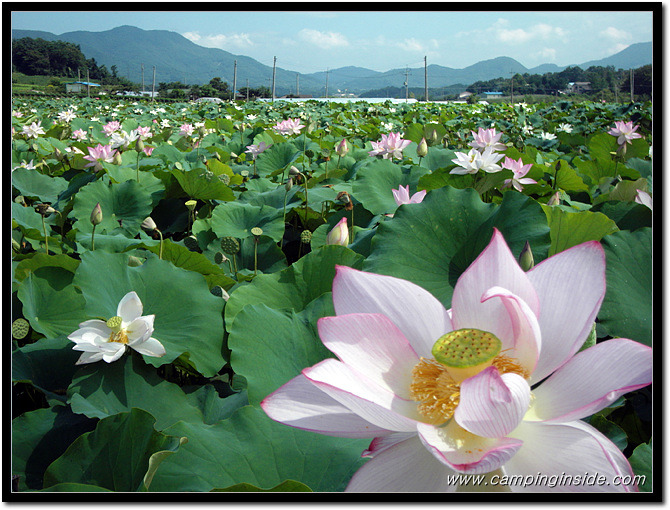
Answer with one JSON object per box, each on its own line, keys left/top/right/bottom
{"left": 11, "top": 26, "right": 652, "bottom": 96}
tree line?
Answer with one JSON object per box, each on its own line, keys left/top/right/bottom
{"left": 157, "top": 78, "right": 271, "bottom": 100}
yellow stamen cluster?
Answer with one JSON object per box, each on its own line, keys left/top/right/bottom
{"left": 106, "top": 316, "right": 129, "bottom": 344}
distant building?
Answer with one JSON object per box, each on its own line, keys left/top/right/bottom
{"left": 484, "top": 91, "right": 503, "bottom": 97}
{"left": 566, "top": 82, "right": 592, "bottom": 94}
{"left": 65, "top": 81, "right": 101, "bottom": 93}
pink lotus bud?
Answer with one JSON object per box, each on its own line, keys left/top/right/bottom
{"left": 90, "top": 203, "right": 103, "bottom": 226}
{"left": 326, "top": 217, "right": 349, "bottom": 246}
{"left": 335, "top": 139, "right": 349, "bottom": 157}
{"left": 417, "top": 137, "right": 428, "bottom": 157}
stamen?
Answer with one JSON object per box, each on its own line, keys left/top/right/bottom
{"left": 410, "top": 358, "right": 460, "bottom": 425}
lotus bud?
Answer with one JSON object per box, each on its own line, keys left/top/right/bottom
{"left": 90, "top": 202, "right": 103, "bottom": 226}
{"left": 141, "top": 216, "right": 157, "bottom": 232}
{"left": 417, "top": 137, "right": 428, "bottom": 157}
{"left": 285, "top": 177, "right": 293, "bottom": 191}
{"left": 127, "top": 255, "right": 143, "bottom": 267}
{"left": 53, "top": 147, "right": 64, "bottom": 161}
{"left": 326, "top": 217, "right": 349, "bottom": 246}
{"left": 112, "top": 151, "right": 123, "bottom": 165}
{"left": 547, "top": 191, "right": 561, "bottom": 206}
{"left": 335, "top": 139, "right": 349, "bottom": 157}
{"left": 428, "top": 129, "right": 439, "bottom": 146}
{"left": 519, "top": 241, "right": 534, "bottom": 271}
{"left": 198, "top": 126, "right": 207, "bottom": 138}
{"left": 135, "top": 137, "right": 145, "bottom": 153}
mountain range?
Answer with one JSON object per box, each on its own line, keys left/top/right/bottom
{"left": 11, "top": 25, "right": 652, "bottom": 96}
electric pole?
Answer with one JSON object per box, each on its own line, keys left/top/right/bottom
{"left": 151, "top": 66, "right": 156, "bottom": 102}
{"left": 141, "top": 63, "right": 145, "bottom": 94}
{"left": 510, "top": 70, "right": 514, "bottom": 105}
{"left": 246, "top": 78, "right": 249, "bottom": 102}
{"left": 296, "top": 74, "right": 300, "bottom": 97}
{"left": 325, "top": 69, "right": 329, "bottom": 99}
{"left": 404, "top": 66, "right": 410, "bottom": 102}
{"left": 630, "top": 69, "right": 634, "bottom": 102}
{"left": 271, "top": 56, "right": 276, "bottom": 102}
{"left": 86, "top": 68, "right": 90, "bottom": 98}
{"left": 424, "top": 56, "right": 428, "bottom": 102}
{"left": 232, "top": 60, "right": 237, "bottom": 101}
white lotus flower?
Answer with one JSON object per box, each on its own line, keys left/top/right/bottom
{"left": 68, "top": 291, "right": 166, "bottom": 365}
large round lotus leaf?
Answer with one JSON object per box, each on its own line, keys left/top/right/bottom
{"left": 255, "top": 142, "right": 300, "bottom": 177}
{"left": 150, "top": 406, "right": 367, "bottom": 492}
{"left": 628, "top": 439, "right": 652, "bottom": 492}
{"left": 72, "top": 178, "right": 153, "bottom": 237}
{"left": 12, "top": 167, "right": 68, "bottom": 203}
{"left": 42, "top": 408, "right": 185, "bottom": 492}
{"left": 212, "top": 480, "right": 311, "bottom": 492}
{"left": 364, "top": 187, "right": 551, "bottom": 309}
{"left": 225, "top": 244, "right": 365, "bottom": 329}
{"left": 352, "top": 158, "right": 429, "bottom": 216}
{"left": 103, "top": 166, "right": 166, "bottom": 207}
{"left": 18, "top": 273, "right": 88, "bottom": 339}
{"left": 12, "top": 406, "right": 97, "bottom": 491}
{"left": 171, "top": 167, "right": 235, "bottom": 201}
{"left": 598, "top": 228, "right": 652, "bottom": 346}
{"left": 67, "top": 352, "right": 205, "bottom": 428}
{"left": 211, "top": 201, "right": 285, "bottom": 243}
{"left": 73, "top": 250, "right": 226, "bottom": 376}
{"left": 542, "top": 205, "right": 619, "bottom": 257}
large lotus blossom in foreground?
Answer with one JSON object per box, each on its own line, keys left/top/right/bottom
{"left": 469, "top": 127, "right": 506, "bottom": 152}
{"left": 608, "top": 121, "right": 642, "bottom": 146}
{"left": 272, "top": 118, "right": 305, "bottom": 136}
{"left": 368, "top": 132, "right": 411, "bottom": 160}
{"left": 262, "top": 229, "right": 652, "bottom": 492}
{"left": 68, "top": 291, "right": 165, "bottom": 365}
{"left": 83, "top": 144, "right": 117, "bottom": 171}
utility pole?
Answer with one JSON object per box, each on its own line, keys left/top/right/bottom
{"left": 86, "top": 68, "right": 90, "bottom": 98}
{"left": 271, "top": 56, "right": 276, "bottom": 102}
{"left": 510, "top": 70, "right": 514, "bottom": 105}
{"left": 141, "top": 63, "right": 145, "bottom": 94}
{"left": 232, "top": 60, "right": 237, "bottom": 101}
{"left": 404, "top": 66, "right": 409, "bottom": 102}
{"left": 424, "top": 56, "right": 428, "bottom": 102}
{"left": 630, "top": 69, "right": 634, "bottom": 102}
{"left": 151, "top": 66, "right": 156, "bottom": 102}
{"left": 246, "top": 78, "right": 249, "bottom": 102}
{"left": 296, "top": 74, "right": 300, "bottom": 97}
{"left": 325, "top": 68, "right": 329, "bottom": 99}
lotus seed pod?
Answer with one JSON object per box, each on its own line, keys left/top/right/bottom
{"left": 304, "top": 149, "right": 315, "bottom": 159}
{"left": 14, "top": 195, "right": 25, "bottom": 206}
{"left": 289, "top": 166, "right": 300, "bottom": 176}
{"left": 35, "top": 204, "right": 55, "bottom": 216}
{"left": 214, "top": 252, "right": 228, "bottom": 265}
{"left": 431, "top": 328, "right": 502, "bottom": 382}
{"left": 240, "top": 170, "right": 249, "bottom": 178}
{"left": 321, "top": 148, "right": 331, "bottom": 159}
{"left": 183, "top": 235, "right": 200, "bottom": 252}
{"left": 210, "top": 285, "right": 230, "bottom": 301}
{"left": 141, "top": 216, "right": 157, "bottom": 232}
{"left": 218, "top": 173, "right": 230, "bottom": 185}
{"left": 90, "top": 202, "right": 103, "bottom": 226}
{"left": 12, "top": 318, "right": 30, "bottom": 340}
{"left": 251, "top": 227, "right": 263, "bottom": 237}
{"left": 220, "top": 236, "right": 240, "bottom": 254}
{"left": 127, "top": 255, "right": 143, "bottom": 267}
{"left": 300, "top": 230, "right": 312, "bottom": 244}
{"left": 106, "top": 315, "right": 123, "bottom": 330}
{"left": 185, "top": 200, "right": 197, "bottom": 211}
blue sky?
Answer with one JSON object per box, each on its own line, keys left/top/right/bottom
{"left": 11, "top": 8, "right": 654, "bottom": 74}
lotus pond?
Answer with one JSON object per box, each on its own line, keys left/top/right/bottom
{"left": 11, "top": 96, "right": 653, "bottom": 494}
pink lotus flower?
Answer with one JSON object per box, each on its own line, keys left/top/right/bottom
{"left": 392, "top": 185, "right": 427, "bottom": 206}
{"left": 469, "top": 127, "right": 506, "bottom": 152}
{"left": 83, "top": 144, "right": 117, "bottom": 171}
{"left": 501, "top": 156, "right": 537, "bottom": 192}
{"left": 133, "top": 126, "right": 152, "bottom": 139}
{"left": 635, "top": 190, "right": 652, "bottom": 210}
{"left": 262, "top": 229, "right": 651, "bottom": 492}
{"left": 179, "top": 123, "right": 195, "bottom": 137}
{"left": 326, "top": 217, "right": 349, "bottom": 246}
{"left": 608, "top": 121, "right": 642, "bottom": 146}
{"left": 244, "top": 141, "right": 271, "bottom": 160}
{"left": 102, "top": 121, "right": 122, "bottom": 136}
{"left": 368, "top": 132, "right": 411, "bottom": 160}
{"left": 272, "top": 118, "right": 305, "bottom": 136}
{"left": 143, "top": 146, "right": 154, "bottom": 157}
{"left": 72, "top": 129, "right": 87, "bottom": 141}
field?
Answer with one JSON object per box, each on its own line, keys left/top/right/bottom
{"left": 11, "top": 95, "right": 653, "bottom": 494}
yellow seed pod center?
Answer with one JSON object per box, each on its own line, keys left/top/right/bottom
{"left": 106, "top": 316, "right": 123, "bottom": 331}
{"left": 431, "top": 329, "right": 502, "bottom": 382}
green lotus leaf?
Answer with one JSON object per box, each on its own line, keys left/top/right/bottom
{"left": 72, "top": 178, "right": 153, "bottom": 237}
{"left": 13, "top": 253, "right": 80, "bottom": 283}
{"left": 211, "top": 201, "right": 285, "bottom": 243}
{"left": 255, "top": 141, "right": 300, "bottom": 177}
{"left": 598, "top": 228, "right": 652, "bottom": 346}
{"left": 67, "top": 353, "right": 205, "bottom": 428}
{"left": 171, "top": 167, "right": 235, "bottom": 201}
{"left": 42, "top": 408, "right": 185, "bottom": 492}
{"left": 149, "top": 406, "right": 367, "bottom": 492}
{"left": 37, "top": 483, "right": 113, "bottom": 492}
{"left": 12, "top": 406, "right": 97, "bottom": 491}
{"left": 542, "top": 205, "right": 619, "bottom": 257}
{"left": 212, "top": 480, "right": 312, "bottom": 492}
{"left": 104, "top": 166, "right": 166, "bottom": 207}
{"left": 12, "top": 167, "right": 68, "bottom": 203}
{"left": 364, "top": 187, "right": 551, "bottom": 308}
{"left": 73, "top": 250, "right": 226, "bottom": 375}
{"left": 628, "top": 439, "right": 652, "bottom": 492}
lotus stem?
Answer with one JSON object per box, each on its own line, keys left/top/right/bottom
{"left": 90, "top": 224, "right": 95, "bottom": 252}
{"left": 42, "top": 215, "right": 49, "bottom": 254}
{"left": 157, "top": 229, "right": 163, "bottom": 260}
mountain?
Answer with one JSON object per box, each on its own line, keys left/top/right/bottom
{"left": 11, "top": 26, "right": 652, "bottom": 96}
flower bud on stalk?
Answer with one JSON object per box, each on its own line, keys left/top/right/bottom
{"left": 90, "top": 202, "right": 102, "bottom": 252}
{"left": 112, "top": 151, "right": 123, "bottom": 165}
{"left": 326, "top": 217, "right": 349, "bottom": 246}
{"left": 335, "top": 139, "right": 349, "bottom": 157}
{"left": 519, "top": 241, "right": 534, "bottom": 271}
{"left": 417, "top": 137, "right": 428, "bottom": 158}
{"left": 135, "top": 137, "right": 145, "bottom": 153}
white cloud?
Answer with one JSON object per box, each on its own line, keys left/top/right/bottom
{"left": 399, "top": 38, "right": 424, "bottom": 52}
{"left": 497, "top": 23, "right": 568, "bottom": 44}
{"left": 182, "top": 31, "right": 254, "bottom": 49}
{"left": 609, "top": 43, "right": 631, "bottom": 54}
{"left": 534, "top": 47, "right": 557, "bottom": 61}
{"left": 601, "top": 27, "right": 632, "bottom": 40}
{"left": 298, "top": 29, "right": 349, "bottom": 49}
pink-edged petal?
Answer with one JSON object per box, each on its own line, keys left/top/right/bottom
{"left": 317, "top": 313, "right": 419, "bottom": 399}
{"left": 526, "top": 241, "right": 607, "bottom": 381}
{"left": 117, "top": 291, "right": 143, "bottom": 322}
{"left": 410, "top": 189, "right": 427, "bottom": 203}
{"left": 362, "top": 432, "right": 416, "bottom": 458}
{"left": 130, "top": 337, "right": 166, "bottom": 358}
{"left": 261, "top": 374, "right": 391, "bottom": 438}
{"left": 417, "top": 421, "right": 523, "bottom": 475}
{"left": 303, "top": 359, "right": 421, "bottom": 432}
{"left": 451, "top": 229, "right": 540, "bottom": 344}
{"left": 528, "top": 339, "right": 652, "bottom": 422}
{"left": 505, "top": 420, "right": 636, "bottom": 492}
{"left": 455, "top": 367, "right": 530, "bottom": 438}
{"left": 347, "top": 435, "right": 460, "bottom": 492}
{"left": 481, "top": 286, "right": 541, "bottom": 375}
{"left": 332, "top": 266, "right": 452, "bottom": 358}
